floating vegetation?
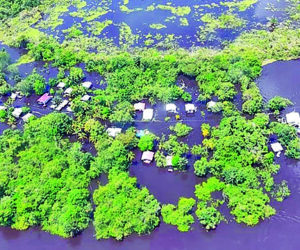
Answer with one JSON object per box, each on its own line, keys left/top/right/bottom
{"left": 88, "top": 20, "right": 113, "bottom": 36}
{"left": 220, "top": 0, "right": 259, "bottom": 11}
{"left": 179, "top": 17, "right": 189, "bottom": 26}
{"left": 149, "top": 23, "right": 167, "bottom": 30}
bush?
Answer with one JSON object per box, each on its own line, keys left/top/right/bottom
{"left": 170, "top": 123, "right": 193, "bottom": 137}
{"left": 138, "top": 134, "right": 155, "bottom": 151}
{"left": 161, "top": 197, "right": 195, "bottom": 232}
{"left": 267, "top": 96, "right": 293, "bottom": 112}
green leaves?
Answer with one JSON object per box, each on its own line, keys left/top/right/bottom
{"left": 169, "top": 122, "right": 193, "bottom": 137}
{"left": 267, "top": 96, "right": 293, "bottom": 112}
{"left": 138, "top": 133, "right": 155, "bottom": 151}
{"left": 161, "top": 197, "right": 195, "bottom": 232}
{"left": 0, "top": 113, "right": 93, "bottom": 237}
{"left": 223, "top": 186, "right": 275, "bottom": 226}
{"left": 93, "top": 171, "right": 160, "bottom": 240}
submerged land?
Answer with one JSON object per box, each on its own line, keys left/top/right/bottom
{"left": 0, "top": 0, "right": 300, "bottom": 249}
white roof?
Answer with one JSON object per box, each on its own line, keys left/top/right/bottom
{"left": 141, "top": 151, "right": 154, "bottom": 162}
{"left": 12, "top": 108, "right": 22, "bottom": 118}
{"left": 82, "top": 81, "right": 92, "bottom": 89}
{"left": 66, "top": 106, "right": 72, "bottom": 112}
{"left": 134, "top": 102, "right": 146, "bottom": 111}
{"left": 0, "top": 106, "right": 7, "bottom": 111}
{"left": 166, "top": 155, "right": 173, "bottom": 166}
{"left": 11, "top": 93, "right": 17, "bottom": 100}
{"left": 57, "top": 82, "right": 66, "bottom": 88}
{"left": 185, "top": 103, "right": 196, "bottom": 111}
{"left": 64, "top": 87, "right": 73, "bottom": 95}
{"left": 207, "top": 101, "right": 217, "bottom": 108}
{"left": 22, "top": 113, "right": 34, "bottom": 122}
{"left": 286, "top": 112, "right": 300, "bottom": 125}
{"left": 107, "top": 128, "right": 122, "bottom": 137}
{"left": 271, "top": 142, "right": 283, "bottom": 153}
{"left": 55, "top": 100, "right": 69, "bottom": 111}
{"left": 166, "top": 103, "right": 177, "bottom": 112}
{"left": 143, "top": 109, "right": 154, "bottom": 120}
{"left": 81, "top": 95, "right": 91, "bottom": 101}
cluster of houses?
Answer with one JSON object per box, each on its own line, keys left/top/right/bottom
{"left": 133, "top": 102, "right": 198, "bottom": 122}
{"left": 0, "top": 105, "right": 35, "bottom": 123}
{"left": 36, "top": 81, "right": 94, "bottom": 112}
{"left": 270, "top": 111, "right": 300, "bottom": 157}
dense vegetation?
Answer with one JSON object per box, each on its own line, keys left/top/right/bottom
{"left": 161, "top": 197, "right": 195, "bottom": 232}
{"left": 0, "top": 113, "right": 94, "bottom": 237}
{"left": 0, "top": 0, "right": 300, "bottom": 241}
{"left": 0, "top": 0, "right": 41, "bottom": 20}
{"left": 93, "top": 171, "right": 160, "bottom": 240}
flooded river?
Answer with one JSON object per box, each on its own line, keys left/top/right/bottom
{"left": 0, "top": 57, "right": 300, "bottom": 250}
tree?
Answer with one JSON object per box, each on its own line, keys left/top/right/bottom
{"left": 170, "top": 123, "right": 193, "bottom": 137}
{"left": 161, "top": 197, "right": 195, "bottom": 232}
{"left": 267, "top": 96, "right": 293, "bottom": 112}
{"left": 93, "top": 171, "right": 160, "bottom": 240}
{"left": 138, "top": 134, "right": 155, "bottom": 151}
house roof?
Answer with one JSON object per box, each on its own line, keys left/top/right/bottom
{"left": 271, "top": 142, "right": 283, "bottom": 153}
{"left": 143, "top": 109, "right": 154, "bottom": 120}
{"left": 286, "top": 111, "right": 300, "bottom": 125}
{"left": 22, "top": 113, "right": 34, "bottom": 122}
{"left": 141, "top": 151, "right": 154, "bottom": 162}
{"left": 37, "top": 93, "right": 52, "bottom": 104}
{"left": 166, "top": 155, "right": 173, "bottom": 166}
{"left": 134, "top": 102, "right": 146, "bottom": 111}
{"left": 0, "top": 106, "right": 7, "bottom": 111}
{"left": 55, "top": 100, "right": 69, "bottom": 111}
{"left": 12, "top": 108, "right": 22, "bottom": 118}
{"left": 136, "top": 129, "right": 149, "bottom": 138}
{"left": 81, "top": 95, "right": 91, "bottom": 101}
{"left": 57, "top": 82, "right": 66, "bottom": 88}
{"left": 185, "top": 103, "right": 196, "bottom": 111}
{"left": 107, "top": 128, "right": 122, "bottom": 137}
{"left": 82, "top": 81, "right": 92, "bottom": 89}
{"left": 64, "top": 87, "right": 73, "bottom": 95}
{"left": 166, "top": 103, "right": 177, "bottom": 112}
{"left": 207, "top": 101, "right": 217, "bottom": 108}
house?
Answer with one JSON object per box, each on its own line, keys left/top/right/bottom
{"left": 136, "top": 129, "right": 149, "bottom": 138}
{"left": 82, "top": 81, "right": 92, "bottom": 89}
{"left": 270, "top": 142, "right": 283, "bottom": 153}
{"left": 12, "top": 108, "right": 22, "bottom": 118}
{"left": 141, "top": 151, "right": 154, "bottom": 164}
{"left": 11, "top": 92, "right": 18, "bottom": 100}
{"left": 134, "top": 102, "right": 146, "bottom": 111}
{"left": 22, "top": 113, "right": 34, "bottom": 122}
{"left": 166, "top": 103, "right": 177, "bottom": 113}
{"left": 107, "top": 127, "right": 122, "bottom": 137}
{"left": 66, "top": 106, "right": 72, "bottom": 112}
{"left": 37, "top": 93, "right": 52, "bottom": 105}
{"left": 207, "top": 101, "right": 217, "bottom": 109}
{"left": 55, "top": 100, "right": 69, "bottom": 111}
{"left": 143, "top": 108, "right": 154, "bottom": 120}
{"left": 57, "top": 82, "right": 66, "bottom": 89}
{"left": 81, "top": 95, "right": 91, "bottom": 102}
{"left": 185, "top": 103, "right": 197, "bottom": 113}
{"left": 166, "top": 155, "right": 173, "bottom": 167}
{"left": 64, "top": 87, "right": 73, "bottom": 96}
{"left": 286, "top": 111, "right": 300, "bottom": 126}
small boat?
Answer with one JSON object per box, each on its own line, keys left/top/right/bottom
{"left": 167, "top": 168, "right": 173, "bottom": 173}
